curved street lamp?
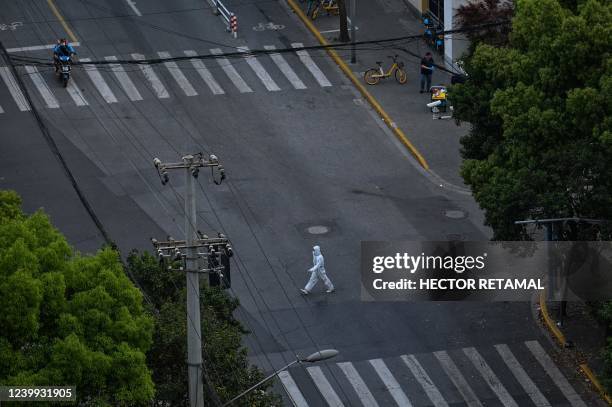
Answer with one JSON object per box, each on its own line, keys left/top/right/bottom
{"left": 222, "top": 349, "right": 340, "bottom": 406}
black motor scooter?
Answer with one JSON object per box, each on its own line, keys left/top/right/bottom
{"left": 57, "top": 55, "right": 71, "bottom": 87}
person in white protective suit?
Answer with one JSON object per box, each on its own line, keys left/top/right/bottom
{"left": 300, "top": 245, "right": 335, "bottom": 294}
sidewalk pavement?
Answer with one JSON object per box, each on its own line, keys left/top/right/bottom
{"left": 294, "top": 0, "right": 468, "bottom": 188}
{"left": 542, "top": 298, "right": 612, "bottom": 404}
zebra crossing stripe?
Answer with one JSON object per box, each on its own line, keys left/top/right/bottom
{"left": 210, "top": 48, "right": 253, "bottom": 93}
{"left": 525, "top": 341, "right": 587, "bottom": 407}
{"left": 264, "top": 45, "right": 307, "bottom": 90}
{"left": 0, "top": 66, "right": 30, "bottom": 112}
{"left": 80, "top": 58, "right": 118, "bottom": 104}
{"left": 157, "top": 51, "right": 198, "bottom": 97}
{"left": 463, "top": 347, "right": 518, "bottom": 407}
{"left": 183, "top": 50, "right": 224, "bottom": 95}
{"left": 337, "top": 362, "right": 379, "bottom": 407}
{"left": 336, "top": 362, "right": 378, "bottom": 407}
{"left": 0, "top": 67, "right": 30, "bottom": 111}
{"left": 401, "top": 355, "right": 449, "bottom": 407}
{"left": 495, "top": 344, "right": 551, "bottom": 407}
{"left": 291, "top": 43, "right": 332, "bottom": 87}
{"left": 306, "top": 366, "right": 345, "bottom": 406}
{"left": 132, "top": 53, "right": 170, "bottom": 99}
{"left": 433, "top": 351, "right": 483, "bottom": 407}
{"left": 238, "top": 46, "right": 281, "bottom": 92}
{"left": 65, "top": 79, "right": 88, "bottom": 106}
{"left": 105, "top": 56, "right": 143, "bottom": 101}
{"left": 278, "top": 370, "right": 309, "bottom": 407}
{"left": 24, "top": 66, "right": 59, "bottom": 109}
{"left": 369, "top": 359, "right": 413, "bottom": 407}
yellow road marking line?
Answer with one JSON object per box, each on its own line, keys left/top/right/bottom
{"left": 539, "top": 290, "right": 566, "bottom": 346}
{"left": 579, "top": 364, "right": 612, "bottom": 405}
{"left": 46, "top": 0, "right": 78, "bottom": 43}
{"left": 286, "top": 0, "right": 429, "bottom": 170}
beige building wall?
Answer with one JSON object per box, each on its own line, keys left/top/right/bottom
{"left": 443, "top": 0, "right": 469, "bottom": 71}
{"left": 403, "top": 0, "right": 427, "bottom": 14}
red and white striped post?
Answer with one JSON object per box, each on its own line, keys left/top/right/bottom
{"left": 230, "top": 13, "right": 237, "bottom": 38}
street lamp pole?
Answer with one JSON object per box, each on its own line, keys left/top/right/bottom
{"left": 222, "top": 349, "right": 339, "bottom": 406}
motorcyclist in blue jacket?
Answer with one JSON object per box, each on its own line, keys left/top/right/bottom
{"left": 53, "top": 39, "right": 76, "bottom": 72}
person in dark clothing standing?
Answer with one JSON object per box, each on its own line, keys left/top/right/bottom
{"left": 420, "top": 52, "right": 435, "bottom": 93}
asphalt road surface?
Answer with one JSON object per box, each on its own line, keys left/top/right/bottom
{"left": 0, "top": 0, "right": 603, "bottom": 405}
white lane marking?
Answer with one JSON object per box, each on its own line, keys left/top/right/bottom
{"left": 210, "top": 48, "right": 253, "bottom": 93}
{"left": 401, "top": 354, "right": 449, "bottom": 407}
{"left": 183, "top": 50, "right": 224, "bottom": 95}
{"left": 433, "top": 351, "right": 483, "bottom": 407}
{"left": 24, "top": 66, "right": 59, "bottom": 108}
{"left": 0, "top": 104, "right": 4, "bottom": 113}
{"left": 237, "top": 46, "right": 280, "bottom": 91}
{"left": 369, "top": 359, "right": 412, "bottom": 407}
{"left": 0, "top": 66, "right": 31, "bottom": 111}
{"left": 291, "top": 43, "right": 332, "bottom": 87}
{"left": 80, "top": 58, "right": 118, "bottom": 104}
{"left": 463, "top": 347, "right": 518, "bottom": 407}
{"left": 319, "top": 19, "right": 357, "bottom": 34}
{"left": 278, "top": 370, "right": 309, "bottom": 407}
{"left": 125, "top": 0, "right": 142, "bottom": 16}
{"left": 131, "top": 53, "right": 169, "bottom": 99}
{"left": 306, "top": 366, "right": 345, "bottom": 406}
{"left": 105, "top": 56, "right": 143, "bottom": 101}
{"left": 157, "top": 51, "right": 197, "bottom": 96}
{"left": 495, "top": 344, "right": 551, "bottom": 407}
{"left": 65, "top": 79, "right": 88, "bottom": 106}
{"left": 337, "top": 362, "right": 379, "bottom": 407}
{"left": 319, "top": 27, "right": 359, "bottom": 34}
{"left": 263, "top": 45, "right": 307, "bottom": 90}
{"left": 525, "top": 341, "right": 587, "bottom": 407}
{"left": 6, "top": 42, "right": 80, "bottom": 53}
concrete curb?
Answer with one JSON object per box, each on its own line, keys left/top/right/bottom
{"left": 580, "top": 363, "right": 612, "bottom": 405}
{"left": 285, "top": 0, "right": 429, "bottom": 170}
{"left": 539, "top": 290, "right": 612, "bottom": 405}
{"left": 539, "top": 290, "right": 567, "bottom": 346}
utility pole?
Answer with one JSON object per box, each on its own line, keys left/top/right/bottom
{"left": 152, "top": 153, "right": 229, "bottom": 407}
{"left": 350, "top": 0, "right": 356, "bottom": 63}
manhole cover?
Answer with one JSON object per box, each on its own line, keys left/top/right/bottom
{"left": 445, "top": 210, "right": 467, "bottom": 219}
{"left": 307, "top": 225, "right": 330, "bottom": 235}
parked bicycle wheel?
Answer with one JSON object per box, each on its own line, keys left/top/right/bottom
{"left": 395, "top": 68, "right": 407, "bottom": 84}
{"left": 364, "top": 69, "right": 381, "bottom": 85}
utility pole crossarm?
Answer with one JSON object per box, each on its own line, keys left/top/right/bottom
{"left": 153, "top": 153, "right": 226, "bottom": 186}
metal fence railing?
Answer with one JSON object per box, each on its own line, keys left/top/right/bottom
{"left": 211, "top": 0, "right": 238, "bottom": 38}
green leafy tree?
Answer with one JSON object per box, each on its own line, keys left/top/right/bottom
{"left": 451, "top": 0, "right": 612, "bottom": 240}
{"left": 127, "top": 251, "right": 281, "bottom": 406}
{"left": 455, "top": 0, "right": 515, "bottom": 53}
{"left": 0, "top": 190, "right": 155, "bottom": 406}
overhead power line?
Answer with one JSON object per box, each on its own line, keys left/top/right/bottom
{"left": 7, "top": 20, "right": 510, "bottom": 67}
